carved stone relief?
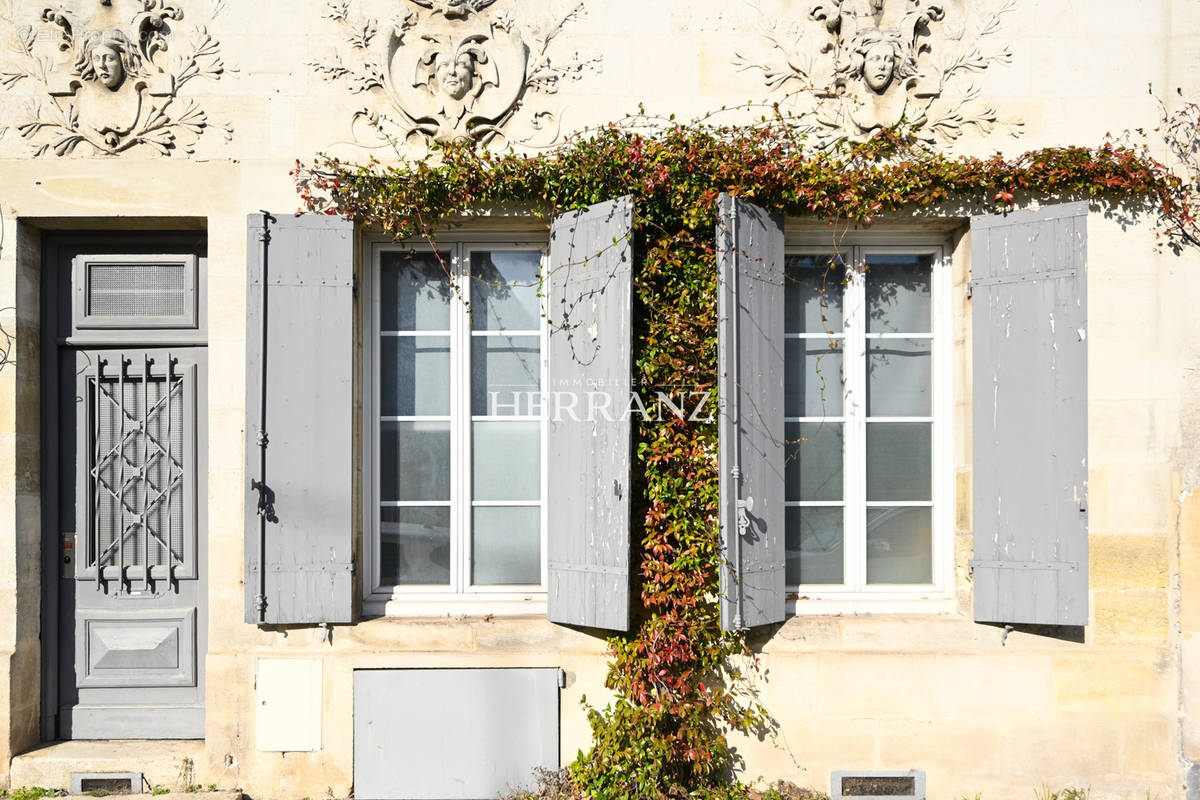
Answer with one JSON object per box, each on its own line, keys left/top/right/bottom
{"left": 0, "top": 0, "right": 230, "bottom": 156}
{"left": 311, "top": 0, "right": 601, "bottom": 149}
{"left": 735, "top": 0, "right": 1021, "bottom": 145}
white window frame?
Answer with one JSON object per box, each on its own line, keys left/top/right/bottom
{"left": 362, "top": 233, "right": 549, "bottom": 617}
{"left": 784, "top": 231, "right": 954, "bottom": 614}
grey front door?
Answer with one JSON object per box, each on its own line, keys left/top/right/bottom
{"left": 51, "top": 241, "right": 208, "bottom": 739}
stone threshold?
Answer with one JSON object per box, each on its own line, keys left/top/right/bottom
{"left": 9, "top": 741, "right": 221, "bottom": 794}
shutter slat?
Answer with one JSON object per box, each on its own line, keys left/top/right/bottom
{"left": 717, "top": 194, "right": 786, "bottom": 631}
{"left": 970, "top": 202, "right": 1088, "bottom": 627}
{"left": 245, "top": 213, "right": 355, "bottom": 625}
{"left": 546, "top": 197, "right": 634, "bottom": 631}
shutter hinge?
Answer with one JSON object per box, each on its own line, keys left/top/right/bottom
{"left": 968, "top": 559, "right": 1078, "bottom": 572}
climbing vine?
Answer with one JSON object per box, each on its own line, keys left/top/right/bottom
{"left": 295, "top": 111, "right": 1191, "bottom": 800}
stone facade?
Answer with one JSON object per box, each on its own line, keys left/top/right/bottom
{"left": 0, "top": 0, "right": 1199, "bottom": 798}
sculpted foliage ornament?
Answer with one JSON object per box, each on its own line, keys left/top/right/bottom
{"left": 735, "top": 0, "right": 1021, "bottom": 146}
{"left": 311, "top": 0, "right": 601, "bottom": 149}
{"left": 0, "top": 0, "right": 230, "bottom": 156}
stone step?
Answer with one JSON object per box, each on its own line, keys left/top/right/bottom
{"left": 8, "top": 741, "right": 228, "bottom": 795}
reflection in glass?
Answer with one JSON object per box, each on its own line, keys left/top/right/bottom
{"left": 866, "top": 422, "right": 931, "bottom": 501}
{"left": 471, "top": 336, "right": 541, "bottom": 415}
{"left": 471, "top": 251, "right": 542, "bottom": 331}
{"left": 786, "top": 506, "right": 844, "bottom": 585}
{"left": 472, "top": 506, "right": 541, "bottom": 585}
{"left": 381, "top": 420, "right": 451, "bottom": 501}
{"left": 865, "top": 254, "right": 932, "bottom": 333}
{"left": 786, "top": 255, "right": 844, "bottom": 333}
{"left": 785, "top": 339, "right": 843, "bottom": 417}
{"left": 866, "top": 506, "right": 932, "bottom": 584}
{"left": 380, "top": 506, "right": 451, "bottom": 585}
{"left": 382, "top": 336, "right": 451, "bottom": 416}
{"left": 473, "top": 421, "right": 540, "bottom": 501}
{"left": 785, "top": 422, "right": 843, "bottom": 502}
{"left": 381, "top": 251, "right": 452, "bottom": 331}
{"left": 867, "top": 338, "right": 931, "bottom": 417}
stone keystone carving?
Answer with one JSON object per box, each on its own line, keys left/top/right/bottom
{"left": 311, "top": 0, "right": 601, "bottom": 150}
{"left": 0, "top": 0, "right": 231, "bottom": 156}
{"left": 735, "top": 0, "right": 1021, "bottom": 146}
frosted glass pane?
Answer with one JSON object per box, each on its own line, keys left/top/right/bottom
{"left": 786, "top": 506, "right": 844, "bottom": 585}
{"left": 381, "top": 421, "right": 450, "bottom": 501}
{"left": 867, "top": 338, "right": 931, "bottom": 417}
{"left": 785, "top": 255, "right": 843, "bottom": 333}
{"left": 473, "top": 421, "right": 540, "bottom": 501}
{"left": 471, "top": 250, "right": 542, "bottom": 331}
{"left": 381, "top": 336, "right": 450, "bottom": 416}
{"left": 471, "top": 335, "right": 541, "bottom": 415}
{"left": 866, "top": 254, "right": 932, "bottom": 333}
{"left": 380, "top": 251, "right": 452, "bottom": 331}
{"left": 472, "top": 506, "right": 541, "bottom": 585}
{"left": 866, "top": 422, "right": 931, "bottom": 501}
{"left": 866, "top": 506, "right": 932, "bottom": 584}
{"left": 785, "top": 422, "right": 843, "bottom": 502}
{"left": 785, "top": 339, "right": 843, "bottom": 417}
{"left": 380, "top": 506, "right": 450, "bottom": 586}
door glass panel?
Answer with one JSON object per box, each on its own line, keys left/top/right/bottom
{"left": 472, "top": 421, "right": 540, "bottom": 501}
{"left": 867, "top": 338, "right": 931, "bottom": 417}
{"left": 786, "top": 506, "right": 844, "bottom": 585}
{"left": 785, "top": 421, "right": 844, "bottom": 502}
{"left": 471, "top": 251, "right": 542, "bottom": 331}
{"left": 785, "top": 339, "right": 843, "bottom": 417}
{"left": 866, "top": 422, "right": 932, "bottom": 501}
{"left": 865, "top": 254, "right": 932, "bottom": 333}
{"left": 382, "top": 336, "right": 451, "bottom": 416}
{"left": 786, "top": 255, "right": 844, "bottom": 333}
{"left": 866, "top": 506, "right": 932, "bottom": 584}
{"left": 380, "top": 506, "right": 451, "bottom": 586}
{"left": 471, "top": 506, "right": 540, "bottom": 585}
{"left": 471, "top": 336, "right": 541, "bottom": 415}
{"left": 380, "top": 251, "right": 452, "bottom": 331}
{"left": 381, "top": 420, "right": 451, "bottom": 502}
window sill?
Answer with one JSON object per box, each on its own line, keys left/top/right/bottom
{"left": 786, "top": 594, "right": 957, "bottom": 616}
{"left": 364, "top": 594, "right": 548, "bottom": 619}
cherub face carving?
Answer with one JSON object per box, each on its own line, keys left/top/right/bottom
{"left": 863, "top": 41, "right": 895, "bottom": 93}
{"left": 436, "top": 52, "right": 477, "bottom": 100}
{"left": 90, "top": 43, "right": 124, "bottom": 89}
{"left": 75, "top": 29, "right": 140, "bottom": 92}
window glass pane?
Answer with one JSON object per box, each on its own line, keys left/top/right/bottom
{"left": 785, "top": 421, "right": 843, "bottom": 502}
{"left": 865, "top": 254, "right": 932, "bottom": 333}
{"left": 471, "top": 506, "right": 541, "bottom": 585}
{"left": 471, "top": 251, "right": 542, "bottom": 331}
{"left": 381, "top": 420, "right": 451, "bottom": 502}
{"left": 382, "top": 336, "right": 451, "bottom": 416}
{"left": 471, "top": 335, "right": 541, "bottom": 416}
{"left": 867, "top": 338, "right": 931, "bottom": 417}
{"left": 786, "top": 506, "right": 844, "bottom": 585}
{"left": 472, "top": 420, "right": 540, "bottom": 501}
{"left": 786, "top": 255, "right": 844, "bottom": 333}
{"left": 380, "top": 506, "right": 450, "bottom": 585}
{"left": 866, "top": 506, "right": 932, "bottom": 584}
{"left": 785, "top": 339, "right": 843, "bottom": 417}
{"left": 866, "top": 422, "right": 931, "bottom": 501}
{"left": 381, "top": 251, "right": 452, "bottom": 331}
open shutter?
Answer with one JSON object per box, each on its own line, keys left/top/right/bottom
{"left": 546, "top": 197, "right": 634, "bottom": 631}
{"left": 970, "top": 202, "right": 1088, "bottom": 627}
{"left": 245, "top": 213, "right": 355, "bottom": 625}
{"left": 717, "top": 194, "right": 786, "bottom": 631}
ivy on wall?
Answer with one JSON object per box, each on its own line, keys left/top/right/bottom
{"left": 296, "top": 112, "right": 1191, "bottom": 800}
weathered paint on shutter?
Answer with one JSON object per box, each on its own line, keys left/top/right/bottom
{"left": 546, "top": 197, "right": 633, "bottom": 631}
{"left": 245, "top": 213, "right": 354, "bottom": 625}
{"left": 716, "top": 194, "right": 786, "bottom": 631}
{"left": 970, "top": 202, "right": 1088, "bottom": 627}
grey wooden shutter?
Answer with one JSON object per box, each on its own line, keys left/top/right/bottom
{"left": 717, "top": 194, "right": 786, "bottom": 631}
{"left": 970, "top": 202, "right": 1088, "bottom": 627}
{"left": 546, "top": 197, "right": 633, "bottom": 631}
{"left": 245, "top": 213, "right": 355, "bottom": 625}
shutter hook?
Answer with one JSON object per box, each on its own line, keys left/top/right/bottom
{"left": 736, "top": 495, "right": 753, "bottom": 536}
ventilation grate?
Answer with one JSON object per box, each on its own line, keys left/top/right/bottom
{"left": 70, "top": 772, "right": 144, "bottom": 795}
{"left": 88, "top": 263, "right": 187, "bottom": 318}
{"left": 832, "top": 771, "right": 925, "bottom": 800}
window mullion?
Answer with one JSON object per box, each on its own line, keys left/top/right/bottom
{"left": 455, "top": 244, "right": 470, "bottom": 595}
{"left": 846, "top": 246, "right": 867, "bottom": 593}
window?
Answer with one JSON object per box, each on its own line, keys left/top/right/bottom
{"left": 784, "top": 236, "right": 950, "bottom": 602}
{"left": 364, "top": 237, "right": 547, "bottom": 611}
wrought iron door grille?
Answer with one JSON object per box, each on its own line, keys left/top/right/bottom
{"left": 87, "top": 354, "right": 186, "bottom": 591}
